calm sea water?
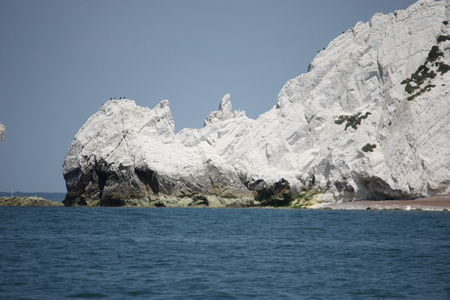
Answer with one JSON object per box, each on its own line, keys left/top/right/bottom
{"left": 0, "top": 207, "right": 449, "bottom": 299}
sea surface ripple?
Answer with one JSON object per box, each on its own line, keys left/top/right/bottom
{"left": 0, "top": 207, "right": 449, "bottom": 299}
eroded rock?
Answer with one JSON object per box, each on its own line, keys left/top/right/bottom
{"left": 63, "top": 0, "right": 450, "bottom": 206}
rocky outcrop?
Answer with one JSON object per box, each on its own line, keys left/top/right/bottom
{"left": 0, "top": 122, "right": 5, "bottom": 142}
{"left": 0, "top": 196, "right": 64, "bottom": 207}
{"left": 63, "top": 99, "right": 255, "bottom": 207}
{"left": 63, "top": 0, "right": 450, "bottom": 207}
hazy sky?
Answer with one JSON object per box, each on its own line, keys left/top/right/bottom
{"left": 0, "top": 0, "right": 418, "bottom": 193}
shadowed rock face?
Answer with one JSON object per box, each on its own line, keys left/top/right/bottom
{"left": 63, "top": 0, "right": 450, "bottom": 206}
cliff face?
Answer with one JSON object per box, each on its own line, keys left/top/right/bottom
{"left": 63, "top": 99, "right": 254, "bottom": 207}
{"left": 63, "top": 0, "right": 450, "bottom": 206}
{"left": 0, "top": 122, "right": 5, "bottom": 143}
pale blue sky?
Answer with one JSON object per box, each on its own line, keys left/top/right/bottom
{"left": 0, "top": 0, "right": 417, "bottom": 193}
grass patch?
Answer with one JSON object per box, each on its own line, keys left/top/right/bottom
{"left": 289, "top": 190, "right": 320, "bottom": 209}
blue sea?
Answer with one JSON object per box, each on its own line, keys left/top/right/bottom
{"left": 0, "top": 207, "right": 449, "bottom": 299}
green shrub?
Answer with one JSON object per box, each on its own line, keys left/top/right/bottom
{"left": 405, "top": 82, "right": 419, "bottom": 94}
{"left": 437, "top": 62, "right": 450, "bottom": 74}
{"left": 401, "top": 44, "right": 447, "bottom": 100}
{"left": 423, "top": 84, "right": 436, "bottom": 92}
{"left": 437, "top": 35, "right": 450, "bottom": 43}
{"left": 335, "top": 112, "right": 371, "bottom": 130}
{"left": 426, "top": 46, "right": 443, "bottom": 63}
{"left": 407, "top": 94, "right": 417, "bottom": 101}
{"left": 361, "top": 143, "right": 377, "bottom": 152}
{"left": 406, "top": 84, "right": 437, "bottom": 101}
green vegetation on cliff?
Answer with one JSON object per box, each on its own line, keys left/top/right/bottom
{"left": 401, "top": 41, "right": 449, "bottom": 101}
{"left": 361, "top": 143, "right": 377, "bottom": 152}
{"left": 335, "top": 112, "right": 371, "bottom": 130}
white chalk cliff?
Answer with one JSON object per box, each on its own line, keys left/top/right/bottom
{"left": 63, "top": 0, "right": 450, "bottom": 206}
{"left": 0, "top": 122, "right": 5, "bottom": 143}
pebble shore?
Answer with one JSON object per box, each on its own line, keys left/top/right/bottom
{"left": 313, "top": 194, "right": 450, "bottom": 211}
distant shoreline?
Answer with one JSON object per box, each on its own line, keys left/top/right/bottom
{"left": 0, "top": 196, "right": 63, "bottom": 207}
{"left": 1, "top": 194, "right": 449, "bottom": 211}
{"left": 0, "top": 192, "right": 65, "bottom": 203}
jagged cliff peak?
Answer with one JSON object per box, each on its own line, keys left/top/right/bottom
{"left": 63, "top": 0, "right": 450, "bottom": 207}
{"left": 204, "top": 94, "right": 246, "bottom": 127}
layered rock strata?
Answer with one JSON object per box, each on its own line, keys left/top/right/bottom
{"left": 63, "top": 0, "right": 450, "bottom": 207}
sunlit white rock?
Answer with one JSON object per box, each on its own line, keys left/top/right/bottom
{"left": 63, "top": 0, "right": 450, "bottom": 206}
{"left": 0, "top": 122, "right": 5, "bottom": 142}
